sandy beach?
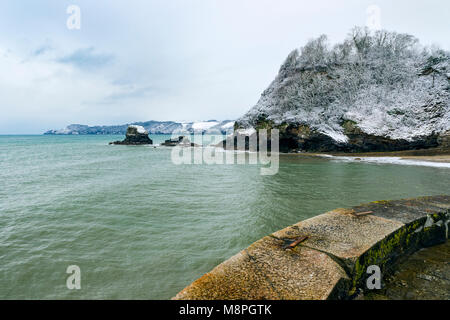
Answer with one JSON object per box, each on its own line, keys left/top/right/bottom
{"left": 325, "top": 149, "right": 450, "bottom": 163}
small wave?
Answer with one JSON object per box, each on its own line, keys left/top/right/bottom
{"left": 320, "top": 155, "right": 450, "bottom": 168}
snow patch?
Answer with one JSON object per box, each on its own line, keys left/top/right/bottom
{"left": 320, "top": 129, "right": 349, "bottom": 143}
{"left": 221, "top": 121, "right": 235, "bottom": 129}
{"left": 236, "top": 128, "right": 256, "bottom": 136}
{"left": 192, "top": 121, "right": 220, "bottom": 131}
{"left": 129, "top": 125, "right": 147, "bottom": 134}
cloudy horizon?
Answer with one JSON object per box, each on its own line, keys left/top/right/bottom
{"left": 0, "top": 0, "right": 449, "bottom": 134}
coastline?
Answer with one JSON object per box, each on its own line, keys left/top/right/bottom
{"left": 399, "top": 155, "right": 450, "bottom": 163}
{"left": 287, "top": 148, "right": 450, "bottom": 164}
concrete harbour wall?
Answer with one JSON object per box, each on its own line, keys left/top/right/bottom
{"left": 173, "top": 195, "right": 450, "bottom": 300}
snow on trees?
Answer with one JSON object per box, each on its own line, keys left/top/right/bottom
{"left": 238, "top": 27, "right": 449, "bottom": 142}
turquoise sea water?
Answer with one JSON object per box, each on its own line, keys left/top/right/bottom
{"left": 0, "top": 135, "right": 449, "bottom": 299}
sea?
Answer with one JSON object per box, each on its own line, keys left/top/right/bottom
{"left": 0, "top": 134, "right": 449, "bottom": 299}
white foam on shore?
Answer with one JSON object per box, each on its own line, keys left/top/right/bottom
{"left": 320, "top": 155, "right": 450, "bottom": 168}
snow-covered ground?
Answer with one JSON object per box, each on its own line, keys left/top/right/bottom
{"left": 191, "top": 121, "right": 220, "bottom": 131}
{"left": 220, "top": 121, "right": 235, "bottom": 130}
{"left": 175, "top": 120, "right": 235, "bottom": 134}
{"left": 128, "top": 125, "right": 147, "bottom": 134}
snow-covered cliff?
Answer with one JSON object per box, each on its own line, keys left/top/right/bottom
{"left": 235, "top": 28, "right": 449, "bottom": 152}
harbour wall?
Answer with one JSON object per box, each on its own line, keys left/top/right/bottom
{"left": 173, "top": 195, "right": 450, "bottom": 300}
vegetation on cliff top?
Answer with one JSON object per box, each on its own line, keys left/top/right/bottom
{"left": 237, "top": 27, "right": 450, "bottom": 144}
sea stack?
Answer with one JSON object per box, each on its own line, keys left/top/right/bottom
{"left": 110, "top": 125, "right": 153, "bottom": 145}
{"left": 160, "top": 136, "right": 199, "bottom": 147}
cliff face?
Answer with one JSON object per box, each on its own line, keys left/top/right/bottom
{"left": 235, "top": 28, "right": 450, "bottom": 152}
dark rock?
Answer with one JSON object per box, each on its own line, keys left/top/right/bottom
{"left": 437, "top": 131, "right": 450, "bottom": 149}
{"left": 215, "top": 132, "right": 258, "bottom": 152}
{"left": 225, "top": 118, "right": 442, "bottom": 153}
{"left": 109, "top": 125, "right": 153, "bottom": 145}
{"left": 160, "top": 136, "right": 199, "bottom": 147}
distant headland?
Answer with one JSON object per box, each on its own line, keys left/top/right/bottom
{"left": 44, "top": 120, "right": 235, "bottom": 135}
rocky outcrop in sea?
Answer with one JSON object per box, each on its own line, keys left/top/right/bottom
{"left": 160, "top": 136, "right": 199, "bottom": 147}
{"left": 109, "top": 125, "right": 153, "bottom": 145}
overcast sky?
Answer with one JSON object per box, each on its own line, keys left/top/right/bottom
{"left": 0, "top": 0, "right": 448, "bottom": 134}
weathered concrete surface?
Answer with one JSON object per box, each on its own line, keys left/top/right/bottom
{"left": 173, "top": 195, "right": 449, "bottom": 300}
{"left": 352, "top": 196, "right": 450, "bottom": 225}
{"left": 271, "top": 210, "right": 404, "bottom": 268}
{"left": 174, "top": 236, "right": 349, "bottom": 300}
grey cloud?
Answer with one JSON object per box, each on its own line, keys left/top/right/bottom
{"left": 33, "top": 44, "right": 52, "bottom": 56}
{"left": 57, "top": 47, "right": 114, "bottom": 69}
{"left": 109, "top": 85, "right": 153, "bottom": 100}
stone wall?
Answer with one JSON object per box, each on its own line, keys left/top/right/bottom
{"left": 173, "top": 195, "right": 450, "bottom": 300}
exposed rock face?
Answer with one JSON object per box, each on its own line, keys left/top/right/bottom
{"left": 234, "top": 28, "right": 450, "bottom": 153}
{"left": 109, "top": 125, "right": 153, "bottom": 145}
{"left": 224, "top": 121, "right": 440, "bottom": 153}
{"left": 438, "top": 131, "right": 450, "bottom": 149}
{"left": 160, "top": 136, "right": 199, "bottom": 147}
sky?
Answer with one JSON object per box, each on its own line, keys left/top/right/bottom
{"left": 0, "top": 0, "right": 449, "bottom": 134}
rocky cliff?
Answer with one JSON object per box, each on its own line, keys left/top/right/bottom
{"left": 234, "top": 27, "right": 450, "bottom": 153}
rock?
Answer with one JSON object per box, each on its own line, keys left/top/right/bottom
{"left": 227, "top": 122, "right": 441, "bottom": 153}
{"left": 109, "top": 125, "right": 153, "bottom": 145}
{"left": 215, "top": 130, "right": 258, "bottom": 151}
{"left": 437, "top": 131, "right": 450, "bottom": 149}
{"left": 160, "top": 136, "right": 199, "bottom": 147}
